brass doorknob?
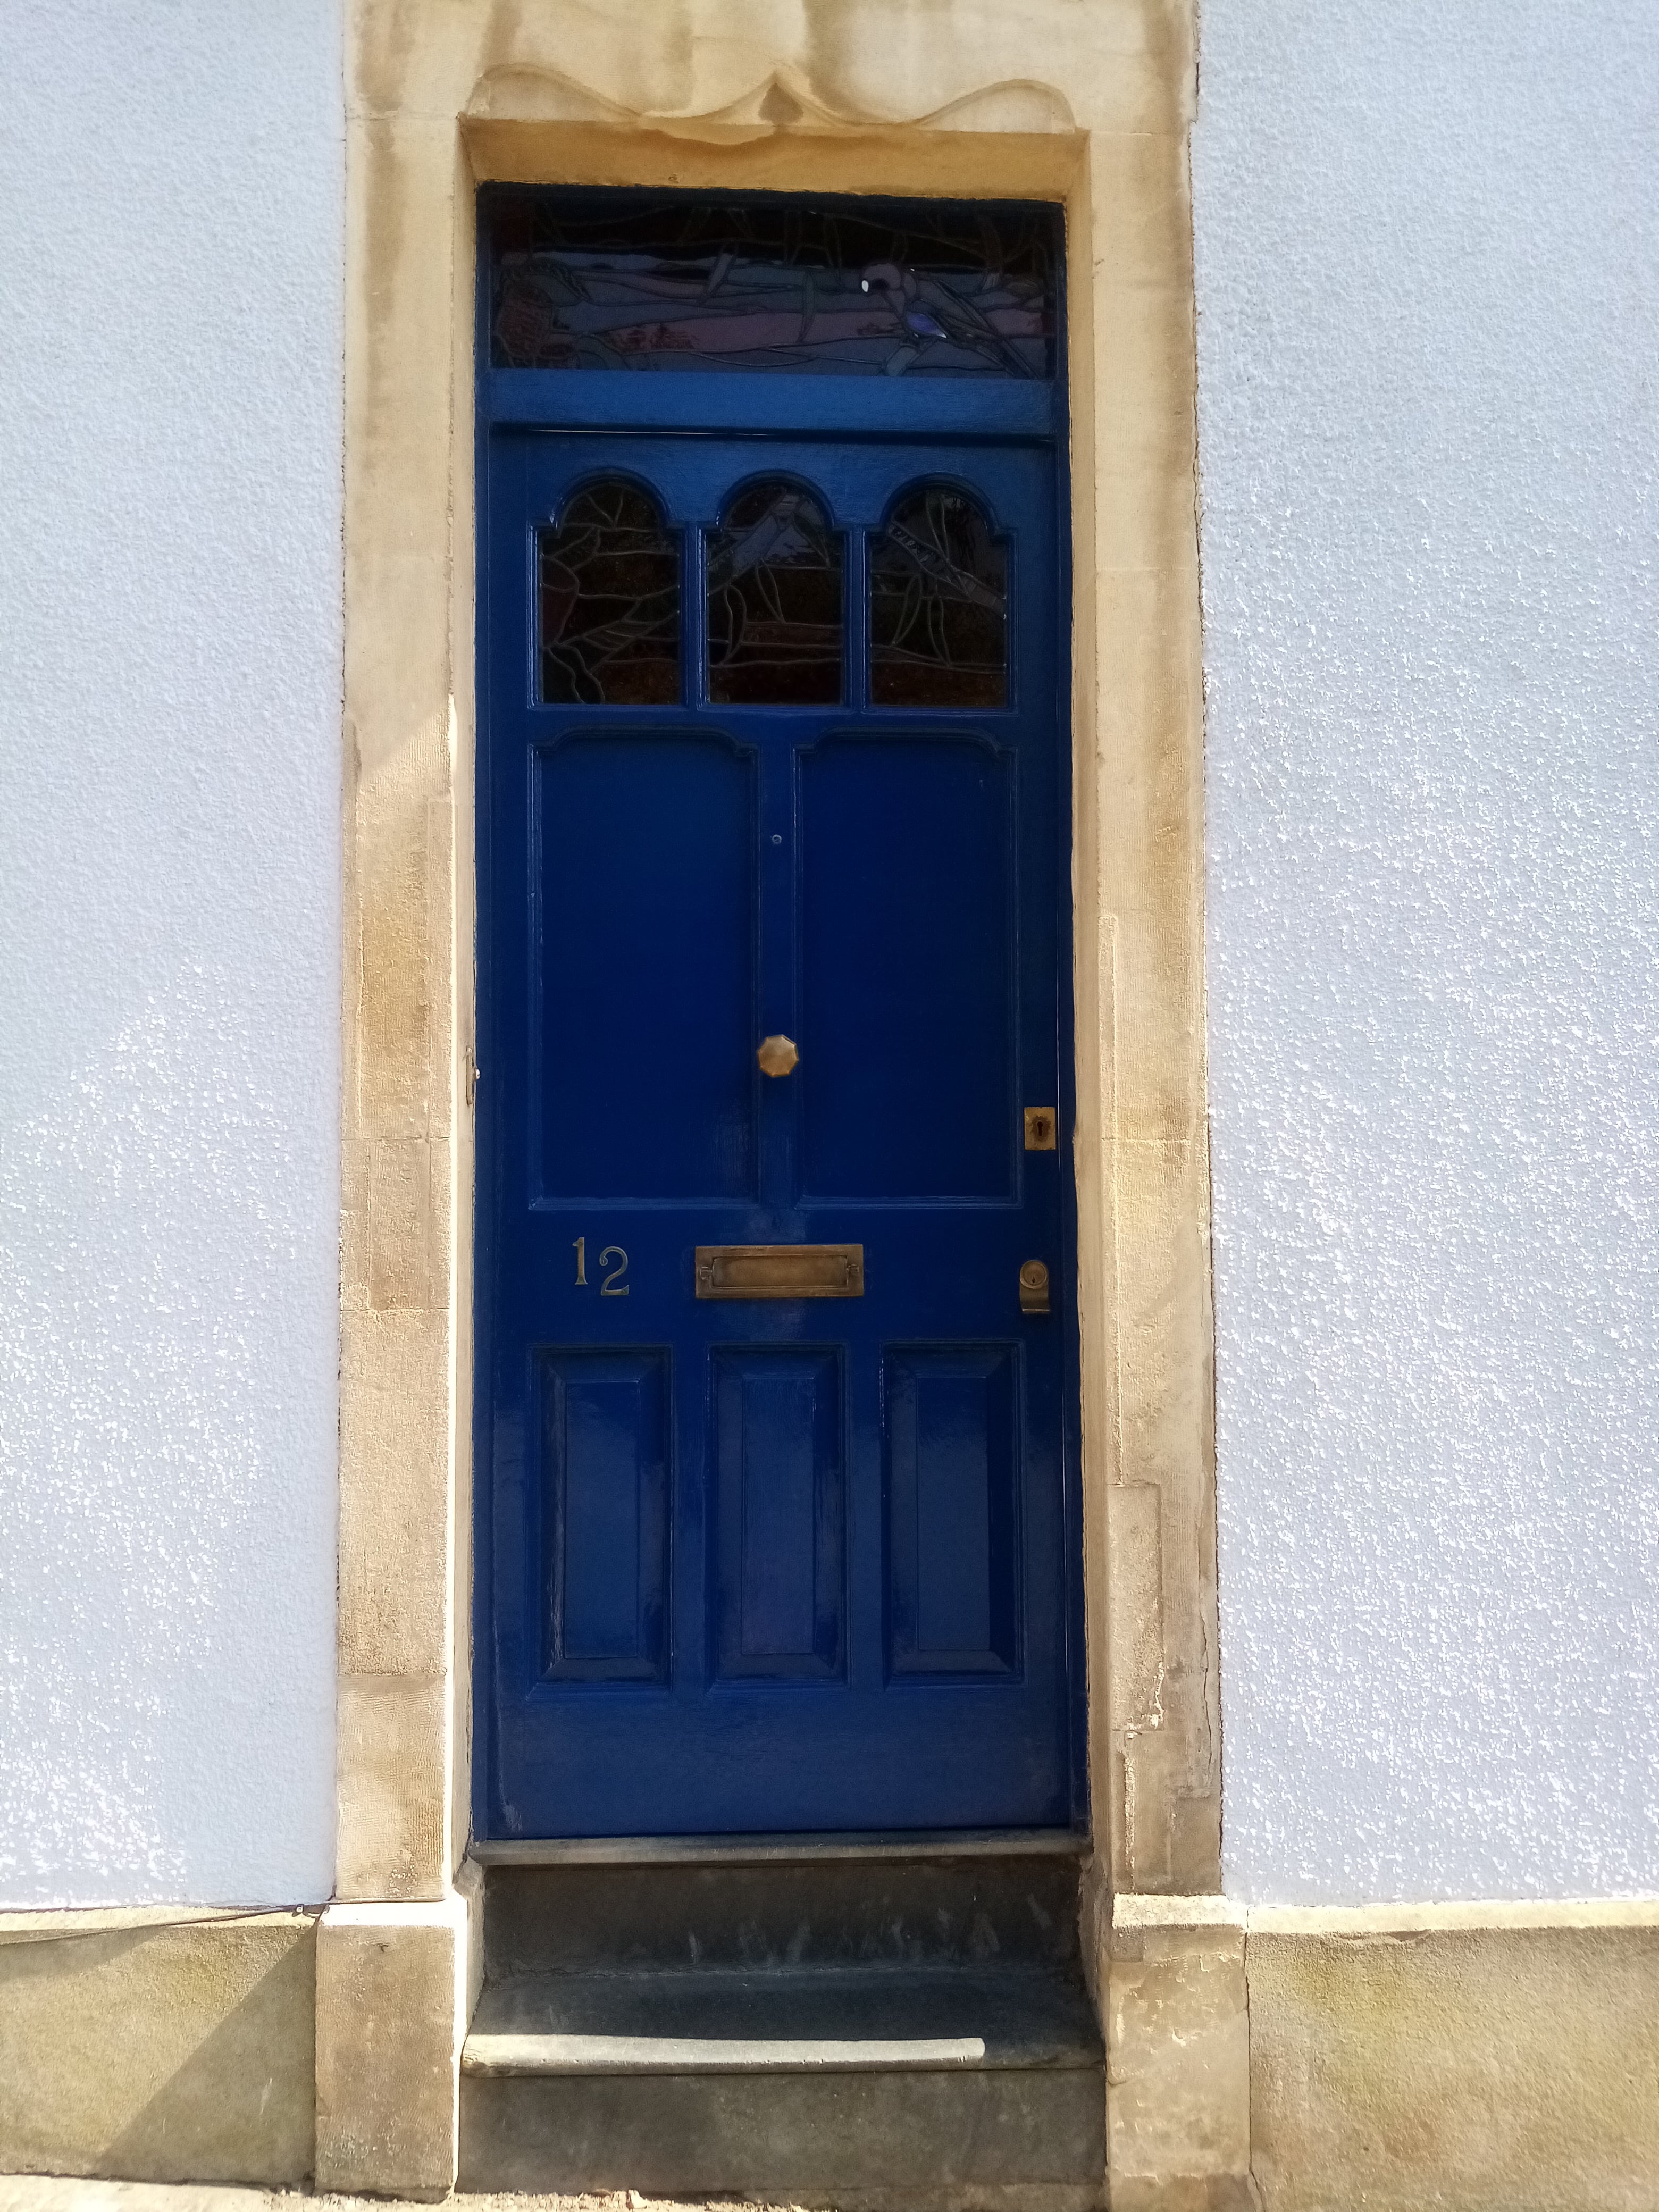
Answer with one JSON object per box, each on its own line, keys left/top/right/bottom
{"left": 757, "top": 1034, "right": 799, "bottom": 1078}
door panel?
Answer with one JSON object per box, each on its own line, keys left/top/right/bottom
{"left": 534, "top": 730, "right": 757, "bottom": 1202}
{"left": 799, "top": 733, "right": 1015, "bottom": 1200}
{"left": 886, "top": 1345, "right": 1021, "bottom": 1678}
{"left": 539, "top": 1348, "right": 670, "bottom": 1683}
{"left": 480, "top": 424, "right": 1076, "bottom": 1837}
{"left": 712, "top": 1346, "right": 845, "bottom": 1681}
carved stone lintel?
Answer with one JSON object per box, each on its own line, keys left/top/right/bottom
{"left": 464, "top": 61, "right": 1077, "bottom": 137}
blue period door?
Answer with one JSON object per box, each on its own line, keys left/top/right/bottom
{"left": 477, "top": 415, "right": 1078, "bottom": 1838}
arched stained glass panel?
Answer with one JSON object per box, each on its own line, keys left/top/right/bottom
{"left": 539, "top": 480, "right": 680, "bottom": 706}
{"left": 869, "top": 487, "right": 1008, "bottom": 708}
{"left": 708, "top": 481, "right": 843, "bottom": 706}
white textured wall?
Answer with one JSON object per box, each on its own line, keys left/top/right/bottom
{"left": 1194, "top": 1, "right": 1659, "bottom": 1900}
{"left": 0, "top": 3, "right": 342, "bottom": 1905}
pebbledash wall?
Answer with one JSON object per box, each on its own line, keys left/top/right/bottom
{"left": 1194, "top": 0, "right": 1659, "bottom": 1905}
{"left": 1, "top": 0, "right": 1657, "bottom": 2206}
{"left": 2, "top": 0, "right": 1648, "bottom": 1929}
{"left": 0, "top": 0, "right": 342, "bottom": 1908}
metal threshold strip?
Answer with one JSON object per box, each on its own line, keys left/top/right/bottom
{"left": 463, "top": 2031, "right": 988, "bottom": 2076}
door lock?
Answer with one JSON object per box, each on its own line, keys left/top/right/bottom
{"left": 1019, "top": 1260, "right": 1051, "bottom": 1314}
{"left": 1024, "top": 1107, "right": 1057, "bottom": 1150}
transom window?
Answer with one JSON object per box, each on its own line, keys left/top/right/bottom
{"left": 491, "top": 191, "right": 1057, "bottom": 381}
{"left": 535, "top": 477, "right": 1009, "bottom": 709}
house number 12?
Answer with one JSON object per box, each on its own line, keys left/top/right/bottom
{"left": 573, "top": 1237, "right": 629, "bottom": 1295}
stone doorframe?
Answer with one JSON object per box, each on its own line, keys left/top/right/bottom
{"left": 322, "top": 0, "right": 1214, "bottom": 2191}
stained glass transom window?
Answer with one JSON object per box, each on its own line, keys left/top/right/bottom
{"left": 490, "top": 193, "right": 1057, "bottom": 379}
{"left": 539, "top": 480, "right": 680, "bottom": 706}
{"left": 869, "top": 487, "right": 1008, "bottom": 708}
{"left": 708, "top": 481, "right": 843, "bottom": 706}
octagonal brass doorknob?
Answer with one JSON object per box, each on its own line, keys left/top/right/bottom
{"left": 757, "top": 1034, "right": 799, "bottom": 1078}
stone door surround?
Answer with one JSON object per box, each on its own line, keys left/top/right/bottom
{"left": 328, "top": 0, "right": 1212, "bottom": 2190}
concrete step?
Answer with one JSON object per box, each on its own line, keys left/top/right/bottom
{"left": 459, "top": 1965, "right": 1103, "bottom": 2207}
{"left": 466, "top": 1960, "right": 1102, "bottom": 2071}
{"left": 458, "top": 1852, "right": 1104, "bottom": 2209}
{"left": 480, "top": 1845, "right": 1085, "bottom": 1977}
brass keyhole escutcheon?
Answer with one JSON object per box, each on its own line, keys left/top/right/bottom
{"left": 1019, "top": 1260, "right": 1051, "bottom": 1314}
{"left": 757, "top": 1034, "right": 799, "bottom": 1078}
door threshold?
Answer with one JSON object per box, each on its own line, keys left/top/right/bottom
{"left": 470, "top": 1827, "right": 1090, "bottom": 1867}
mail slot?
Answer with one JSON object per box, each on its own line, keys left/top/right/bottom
{"left": 694, "top": 1244, "right": 865, "bottom": 1300}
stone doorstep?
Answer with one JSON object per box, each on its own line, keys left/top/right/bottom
{"left": 0, "top": 2181, "right": 1100, "bottom": 2212}
{"left": 477, "top": 1850, "right": 1088, "bottom": 1979}
{"left": 457, "top": 1976, "right": 1105, "bottom": 2205}
{"left": 0, "top": 2188, "right": 819, "bottom": 2212}
{"left": 464, "top": 1963, "right": 1103, "bottom": 2075}
{"left": 457, "top": 1853, "right": 1104, "bottom": 2208}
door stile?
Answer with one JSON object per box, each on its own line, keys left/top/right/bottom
{"left": 756, "top": 729, "right": 799, "bottom": 1216}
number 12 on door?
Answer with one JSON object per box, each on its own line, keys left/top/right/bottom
{"left": 572, "top": 1238, "right": 629, "bottom": 1295}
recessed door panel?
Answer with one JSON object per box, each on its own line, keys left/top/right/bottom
{"left": 886, "top": 1346, "right": 1020, "bottom": 1677}
{"left": 540, "top": 1348, "right": 669, "bottom": 1682}
{"left": 534, "top": 731, "right": 756, "bottom": 1201}
{"left": 799, "top": 735, "right": 1015, "bottom": 1201}
{"left": 713, "top": 1347, "right": 844, "bottom": 1680}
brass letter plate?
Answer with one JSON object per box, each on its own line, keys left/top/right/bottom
{"left": 695, "top": 1244, "right": 865, "bottom": 1300}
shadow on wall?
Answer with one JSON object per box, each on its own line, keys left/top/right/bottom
{"left": 0, "top": 1914, "right": 316, "bottom": 2185}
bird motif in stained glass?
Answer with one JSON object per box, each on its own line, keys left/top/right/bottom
{"left": 491, "top": 195, "right": 1056, "bottom": 380}
{"left": 708, "top": 481, "right": 843, "bottom": 706}
{"left": 869, "top": 487, "right": 1008, "bottom": 708}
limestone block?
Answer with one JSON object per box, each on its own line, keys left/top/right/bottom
{"left": 1105, "top": 1897, "right": 1251, "bottom": 2212}
{"left": 351, "top": 0, "right": 1192, "bottom": 141}
{"left": 345, "top": 115, "right": 458, "bottom": 767}
{"left": 1105, "top": 1161, "right": 1221, "bottom": 1893}
{"left": 366, "top": 1135, "right": 438, "bottom": 1311}
{"left": 338, "top": 1309, "right": 452, "bottom": 1678}
{"left": 1108, "top": 1482, "right": 1166, "bottom": 1740}
{"left": 334, "top": 1671, "right": 451, "bottom": 1901}
{"left": 0, "top": 1909, "right": 316, "bottom": 2185}
{"left": 349, "top": 726, "right": 453, "bottom": 1141}
{"left": 1248, "top": 1910, "right": 1659, "bottom": 2212}
{"left": 314, "top": 1882, "right": 479, "bottom": 2200}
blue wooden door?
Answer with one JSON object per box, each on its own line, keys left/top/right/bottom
{"left": 477, "top": 420, "right": 1078, "bottom": 1838}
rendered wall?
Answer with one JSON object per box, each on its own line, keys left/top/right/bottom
{"left": 1194, "top": 0, "right": 1659, "bottom": 1900}
{"left": 0, "top": 1, "right": 343, "bottom": 1906}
